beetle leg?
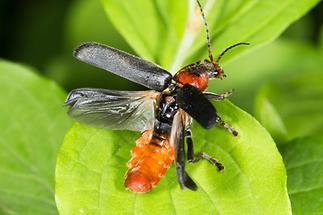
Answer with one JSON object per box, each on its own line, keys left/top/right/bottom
{"left": 191, "top": 152, "right": 224, "bottom": 171}
{"left": 172, "top": 111, "right": 197, "bottom": 191}
{"left": 215, "top": 115, "right": 238, "bottom": 136}
{"left": 184, "top": 118, "right": 224, "bottom": 171}
{"left": 185, "top": 129, "right": 194, "bottom": 162}
{"left": 185, "top": 128, "right": 224, "bottom": 171}
{"left": 203, "top": 90, "right": 233, "bottom": 101}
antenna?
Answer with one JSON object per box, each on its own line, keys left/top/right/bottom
{"left": 216, "top": 42, "right": 250, "bottom": 62}
{"left": 196, "top": 0, "right": 214, "bottom": 62}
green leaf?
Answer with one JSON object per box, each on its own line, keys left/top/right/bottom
{"left": 101, "top": 0, "right": 320, "bottom": 72}
{"left": 64, "top": 0, "right": 131, "bottom": 53}
{"left": 255, "top": 72, "right": 323, "bottom": 143}
{"left": 56, "top": 100, "right": 291, "bottom": 214}
{"left": 254, "top": 84, "right": 289, "bottom": 143}
{"left": 101, "top": 0, "right": 187, "bottom": 68}
{"left": 279, "top": 135, "right": 323, "bottom": 215}
{"left": 46, "top": 0, "right": 139, "bottom": 91}
{"left": 0, "top": 60, "right": 72, "bottom": 214}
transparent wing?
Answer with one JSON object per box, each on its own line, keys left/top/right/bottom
{"left": 171, "top": 109, "right": 197, "bottom": 190}
{"left": 74, "top": 42, "right": 172, "bottom": 91}
{"left": 65, "top": 88, "right": 160, "bottom": 132}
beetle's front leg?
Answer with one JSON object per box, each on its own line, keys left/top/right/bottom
{"left": 203, "top": 90, "right": 233, "bottom": 101}
{"left": 204, "top": 90, "right": 237, "bottom": 136}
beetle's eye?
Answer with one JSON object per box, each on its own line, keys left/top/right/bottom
{"left": 208, "top": 70, "right": 218, "bottom": 78}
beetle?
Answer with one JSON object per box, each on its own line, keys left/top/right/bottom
{"left": 65, "top": 0, "right": 249, "bottom": 193}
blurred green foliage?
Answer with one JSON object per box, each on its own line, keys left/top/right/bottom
{"left": 0, "top": 0, "right": 322, "bottom": 214}
{"left": 46, "top": 0, "right": 140, "bottom": 92}
{"left": 255, "top": 71, "right": 323, "bottom": 143}
{"left": 0, "top": 1, "right": 69, "bottom": 70}
{"left": 0, "top": 60, "right": 72, "bottom": 214}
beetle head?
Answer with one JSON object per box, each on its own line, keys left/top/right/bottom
{"left": 196, "top": 0, "right": 249, "bottom": 80}
{"left": 196, "top": 59, "right": 224, "bottom": 80}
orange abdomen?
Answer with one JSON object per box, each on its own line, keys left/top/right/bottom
{"left": 125, "top": 130, "right": 174, "bottom": 193}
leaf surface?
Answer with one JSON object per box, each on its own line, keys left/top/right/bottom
{"left": 279, "top": 135, "right": 323, "bottom": 215}
{"left": 56, "top": 100, "right": 291, "bottom": 214}
{"left": 0, "top": 60, "right": 72, "bottom": 214}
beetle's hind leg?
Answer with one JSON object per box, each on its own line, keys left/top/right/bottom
{"left": 185, "top": 129, "right": 194, "bottom": 161}
{"left": 190, "top": 152, "right": 224, "bottom": 171}
{"left": 185, "top": 129, "right": 224, "bottom": 171}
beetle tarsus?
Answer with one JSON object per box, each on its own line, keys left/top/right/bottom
{"left": 191, "top": 152, "right": 224, "bottom": 171}
{"left": 216, "top": 116, "right": 238, "bottom": 136}
{"left": 204, "top": 90, "right": 233, "bottom": 101}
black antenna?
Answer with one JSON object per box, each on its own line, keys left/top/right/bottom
{"left": 216, "top": 42, "right": 250, "bottom": 62}
{"left": 196, "top": 0, "right": 214, "bottom": 62}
